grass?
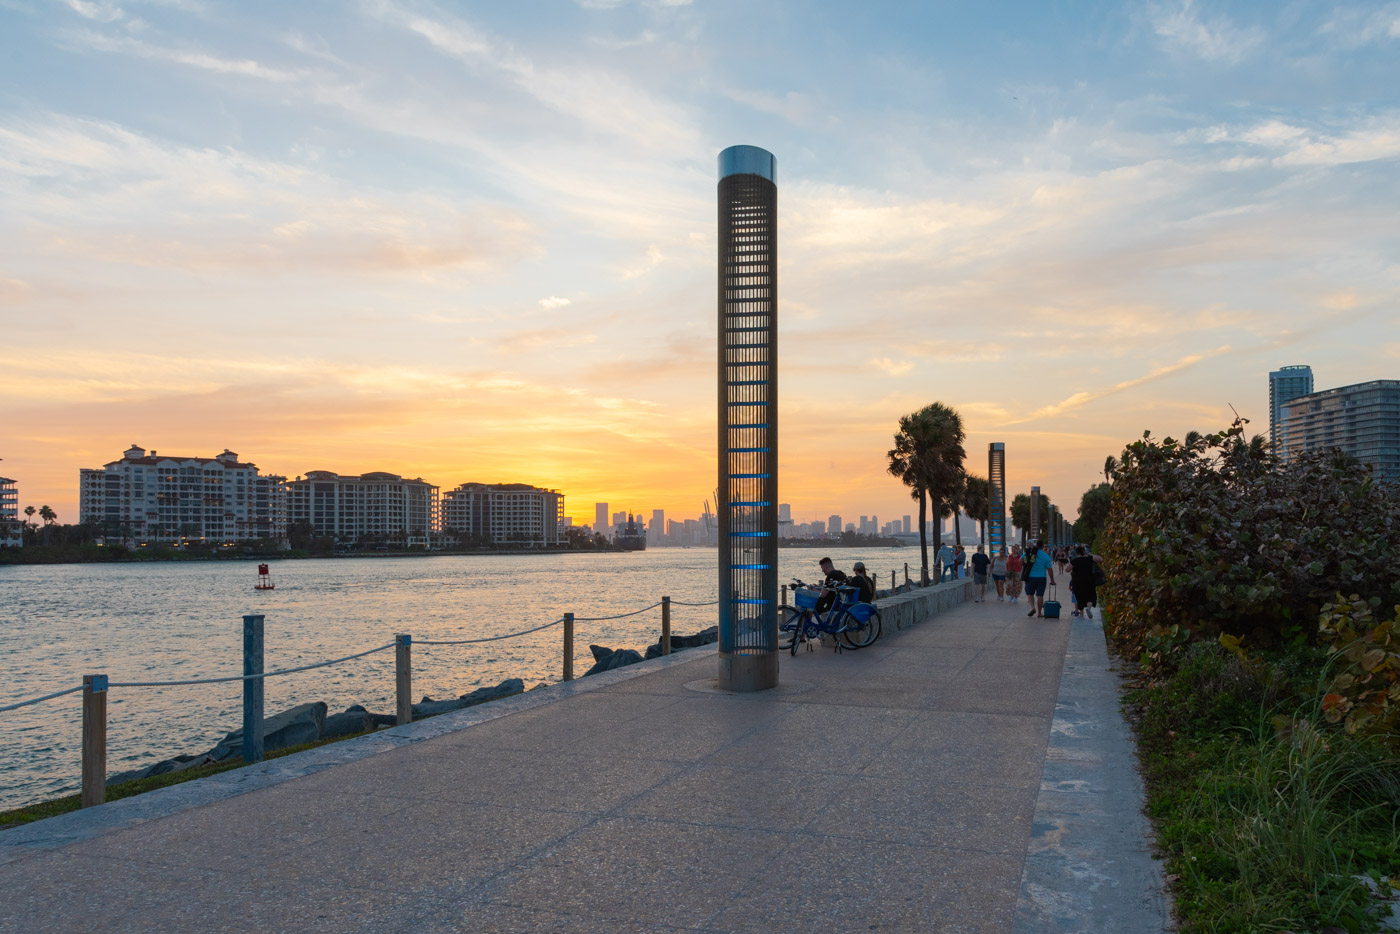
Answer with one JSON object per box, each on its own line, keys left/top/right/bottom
{"left": 0, "top": 730, "right": 376, "bottom": 831}
{"left": 1126, "top": 643, "right": 1400, "bottom": 933}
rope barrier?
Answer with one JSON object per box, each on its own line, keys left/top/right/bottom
{"left": 0, "top": 593, "right": 716, "bottom": 712}
{"left": 108, "top": 642, "right": 396, "bottom": 688}
{"left": 415, "top": 617, "right": 564, "bottom": 646}
{"left": 572, "top": 601, "right": 664, "bottom": 622}
{"left": 0, "top": 685, "right": 85, "bottom": 714}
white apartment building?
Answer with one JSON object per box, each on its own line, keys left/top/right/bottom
{"left": 0, "top": 476, "right": 21, "bottom": 547}
{"left": 78, "top": 445, "right": 287, "bottom": 544}
{"left": 440, "top": 483, "right": 563, "bottom": 548}
{"left": 286, "top": 471, "right": 438, "bottom": 548}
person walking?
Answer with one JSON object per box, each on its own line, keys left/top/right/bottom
{"left": 1005, "top": 546, "right": 1024, "bottom": 604}
{"left": 970, "top": 545, "right": 991, "bottom": 602}
{"left": 1069, "top": 545, "right": 1102, "bottom": 619}
{"left": 1024, "top": 540, "right": 1056, "bottom": 618}
{"left": 954, "top": 545, "right": 966, "bottom": 580}
{"left": 990, "top": 549, "right": 1008, "bottom": 601}
{"left": 937, "top": 542, "right": 956, "bottom": 582}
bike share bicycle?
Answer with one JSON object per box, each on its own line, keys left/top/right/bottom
{"left": 779, "top": 578, "right": 882, "bottom": 654}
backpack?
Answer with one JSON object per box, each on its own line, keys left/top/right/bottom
{"left": 1092, "top": 563, "right": 1107, "bottom": 587}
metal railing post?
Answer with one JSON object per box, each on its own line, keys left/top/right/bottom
{"left": 81, "top": 674, "right": 107, "bottom": 808}
{"left": 242, "top": 614, "right": 264, "bottom": 764}
{"left": 563, "top": 613, "right": 574, "bottom": 681}
{"left": 661, "top": 597, "right": 671, "bottom": 656}
{"left": 395, "top": 633, "right": 412, "bottom": 725}
{"left": 890, "top": 570, "right": 895, "bottom": 592}
{"left": 905, "top": 563, "right": 910, "bottom": 586}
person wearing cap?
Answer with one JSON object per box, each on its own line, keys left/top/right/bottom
{"left": 850, "top": 561, "right": 876, "bottom": 603}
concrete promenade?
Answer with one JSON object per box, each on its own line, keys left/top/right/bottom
{"left": 0, "top": 581, "right": 1169, "bottom": 933}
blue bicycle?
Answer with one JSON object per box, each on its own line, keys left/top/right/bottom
{"left": 779, "top": 579, "right": 882, "bottom": 654}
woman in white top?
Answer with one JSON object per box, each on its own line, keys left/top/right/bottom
{"left": 990, "top": 550, "right": 1009, "bottom": 601}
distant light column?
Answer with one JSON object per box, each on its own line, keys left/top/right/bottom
{"left": 1029, "top": 486, "right": 1041, "bottom": 545}
{"left": 717, "top": 144, "right": 778, "bottom": 693}
{"left": 988, "top": 443, "right": 1006, "bottom": 556}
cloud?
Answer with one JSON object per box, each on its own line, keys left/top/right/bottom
{"left": 1320, "top": 3, "right": 1400, "bottom": 47}
{"left": 1150, "top": 0, "right": 1263, "bottom": 63}
{"left": 538, "top": 296, "right": 572, "bottom": 309}
{"left": 0, "top": 115, "right": 539, "bottom": 275}
{"left": 1016, "top": 347, "right": 1233, "bottom": 422}
{"left": 870, "top": 358, "right": 914, "bottom": 376}
{"left": 61, "top": 0, "right": 124, "bottom": 22}
{"left": 68, "top": 29, "right": 309, "bottom": 82}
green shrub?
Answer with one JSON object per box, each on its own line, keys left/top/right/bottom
{"left": 1101, "top": 421, "right": 1400, "bottom": 666}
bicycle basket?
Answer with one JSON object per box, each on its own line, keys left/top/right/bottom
{"left": 846, "top": 602, "right": 875, "bottom": 623}
{"left": 794, "top": 588, "right": 820, "bottom": 610}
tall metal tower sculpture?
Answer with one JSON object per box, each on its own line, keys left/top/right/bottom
{"left": 717, "top": 145, "right": 778, "bottom": 692}
{"left": 988, "top": 443, "right": 1006, "bottom": 557}
{"left": 1029, "top": 485, "right": 1040, "bottom": 545}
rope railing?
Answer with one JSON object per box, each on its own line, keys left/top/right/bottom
{"left": 0, "top": 591, "right": 719, "bottom": 811}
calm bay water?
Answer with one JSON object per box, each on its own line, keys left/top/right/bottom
{"left": 0, "top": 547, "right": 908, "bottom": 809}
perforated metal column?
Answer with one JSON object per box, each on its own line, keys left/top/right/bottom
{"left": 1030, "top": 485, "right": 1041, "bottom": 545}
{"left": 717, "top": 145, "right": 778, "bottom": 692}
{"left": 988, "top": 443, "right": 1006, "bottom": 556}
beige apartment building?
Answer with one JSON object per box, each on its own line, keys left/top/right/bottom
{"left": 286, "top": 471, "right": 438, "bottom": 548}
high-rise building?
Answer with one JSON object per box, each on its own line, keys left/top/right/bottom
{"left": 810, "top": 519, "right": 826, "bottom": 537}
{"left": 902, "top": 515, "right": 911, "bottom": 534}
{"left": 440, "top": 483, "right": 563, "bottom": 547}
{"left": 649, "top": 509, "right": 665, "bottom": 545}
{"left": 828, "top": 515, "right": 842, "bottom": 539}
{"left": 612, "top": 510, "right": 627, "bottom": 532}
{"left": 1270, "top": 365, "right": 1314, "bottom": 455}
{"left": 595, "top": 503, "right": 609, "bottom": 535}
{"left": 0, "top": 475, "right": 20, "bottom": 547}
{"left": 79, "top": 444, "right": 286, "bottom": 545}
{"left": 286, "top": 470, "right": 437, "bottom": 547}
{"left": 1278, "top": 379, "right": 1400, "bottom": 482}
{"left": 778, "top": 503, "right": 791, "bottom": 522}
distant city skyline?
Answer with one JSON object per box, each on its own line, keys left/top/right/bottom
{"left": 4, "top": 4, "right": 1398, "bottom": 527}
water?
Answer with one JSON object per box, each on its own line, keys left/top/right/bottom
{"left": 0, "top": 547, "right": 909, "bottom": 810}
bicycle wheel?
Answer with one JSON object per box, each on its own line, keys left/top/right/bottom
{"left": 780, "top": 606, "right": 804, "bottom": 654}
{"left": 840, "top": 608, "right": 882, "bottom": 649}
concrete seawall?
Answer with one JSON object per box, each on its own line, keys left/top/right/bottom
{"left": 875, "top": 577, "right": 976, "bottom": 628}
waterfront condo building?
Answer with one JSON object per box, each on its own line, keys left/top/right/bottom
{"left": 78, "top": 445, "right": 286, "bottom": 544}
{"left": 439, "top": 483, "right": 564, "bottom": 548}
{"left": 1278, "top": 379, "right": 1400, "bottom": 482}
{"left": 1269, "top": 365, "right": 1314, "bottom": 456}
{"left": 286, "top": 471, "right": 438, "bottom": 548}
{"left": 0, "top": 475, "right": 20, "bottom": 547}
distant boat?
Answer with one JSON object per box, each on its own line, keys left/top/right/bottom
{"left": 613, "top": 513, "right": 647, "bottom": 551}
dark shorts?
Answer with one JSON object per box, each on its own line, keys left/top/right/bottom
{"left": 1025, "top": 577, "right": 1047, "bottom": 597}
{"left": 992, "top": 574, "right": 1006, "bottom": 582}
{"left": 973, "top": 572, "right": 987, "bottom": 584}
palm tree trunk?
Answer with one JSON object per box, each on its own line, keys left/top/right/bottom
{"left": 954, "top": 511, "right": 963, "bottom": 548}
{"left": 917, "top": 486, "right": 929, "bottom": 585}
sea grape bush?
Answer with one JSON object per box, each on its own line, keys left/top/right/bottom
{"left": 1317, "top": 596, "right": 1400, "bottom": 745}
{"left": 1101, "top": 421, "right": 1400, "bottom": 667}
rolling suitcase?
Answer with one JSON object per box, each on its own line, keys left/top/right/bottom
{"left": 1043, "top": 585, "right": 1061, "bottom": 619}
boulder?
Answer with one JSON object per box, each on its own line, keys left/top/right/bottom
{"left": 208, "top": 701, "right": 328, "bottom": 762}
{"left": 109, "top": 752, "right": 216, "bottom": 786}
{"left": 458, "top": 678, "right": 524, "bottom": 707}
{"left": 412, "top": 696, "right": 467, "bottom": 718}
{"left": 345, "top": 704, "right": 397, "bottom": 729}
{"left": 644, "top": 626, "right": 720, "bottom": 659}
{"left": 321, "top": 709, "right": 375, "bottom": 739}
{"left": 583, "top": 644, "right": 644, "bottom": 677}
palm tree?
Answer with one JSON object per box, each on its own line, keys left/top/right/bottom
{"left": 23, "top": 505, "right": 35, "bottom": 541}
{"left": 961, "top": 475, "right": 990, "bottom": 552}
{"left": 888, "top": 402, "right": 967, "bottom": 584}
{"left": 1103, "top": 455, "right": 1118, "bottom": 482}
{"left": 38, "top": 505, "right": 56, "bottom": 546}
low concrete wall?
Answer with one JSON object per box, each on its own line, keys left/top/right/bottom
{"left": 874, "top": 577, "right": 974, "bottom": 629}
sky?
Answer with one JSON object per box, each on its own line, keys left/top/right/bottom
{"left": 1, "top": 0, "right": 1398, "bottom": 527}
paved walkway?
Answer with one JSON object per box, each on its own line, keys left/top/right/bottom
{"left": 1, "top": 590, "right": 1169, "bottom": 933}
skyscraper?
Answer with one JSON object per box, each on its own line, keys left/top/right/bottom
{"left": 594, "top": 502, "right": 608, "bottom": 533}
{"left": 650, "top": 509, "right": 665, "bottom": 545}
{"left": 828, "top": 515, "right": 842, "bottom": 539}
{"left": 1269, "top": 365, "right": 1313, "bottom": 455}
{"left": 717, "top": 144, "right": 778, "bottom": 692}
{"left": 778, "top": 503, "right": 791, "bottom": 522}
{"left": 902, "top": 515, "right": 911, "bottom": 534}
{"left": 1278, "top": 379, "right": 1400, "bottom": 482}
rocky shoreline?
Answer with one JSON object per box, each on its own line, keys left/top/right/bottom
{"left": 109, "top": 626, "right": 720, "bottom": 787}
